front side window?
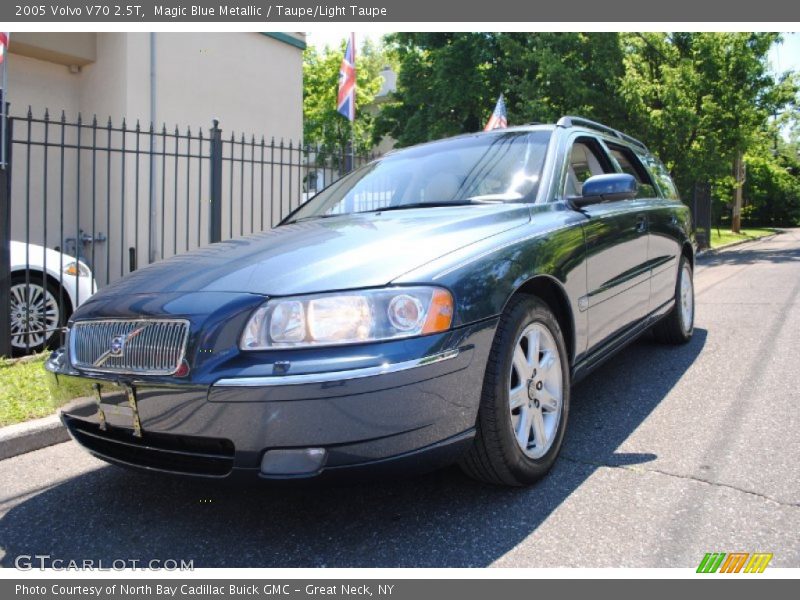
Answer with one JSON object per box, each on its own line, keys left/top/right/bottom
{"left": 285, "top": 130, "right": 552, "bottom": 223}
{"left": 563, "top": 137, "right": 615, "bottom": 197}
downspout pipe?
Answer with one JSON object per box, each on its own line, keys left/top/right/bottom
{"left": 149, "top": 32, "right": 158, "bottom": 262}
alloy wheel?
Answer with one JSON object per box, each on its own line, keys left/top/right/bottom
{"left": 680, "top": 263, "right": 694, "bottom": 332}
{"left": 508, "top": 322, "right": 564, "bottom": 459}
{"left": 9, "top": 282, "right": 60, "bottom": 350}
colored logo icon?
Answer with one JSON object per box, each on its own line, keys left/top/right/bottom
{"left": 697, "top": 552, "right": 773, "bottom": 573}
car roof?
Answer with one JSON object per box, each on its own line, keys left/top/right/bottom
{"left": 381, "top": 124, "right": 555, "bottom": 157}
{"left": 382, "top": 118, "right": 648, "bottom": 157}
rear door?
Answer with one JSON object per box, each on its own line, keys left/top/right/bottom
{"left": 564, "top": 135, "right": 651, "bottom": 351}
{"left": 619, "top": 147, "right": 684, "bottom": 311}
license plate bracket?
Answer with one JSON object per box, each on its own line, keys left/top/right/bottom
{"left": 93, "top": 382, "right": 143, "bottom": 437}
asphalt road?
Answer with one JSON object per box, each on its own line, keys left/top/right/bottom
{"left": 1, "top": 231, "right": 799, "bottom": 568}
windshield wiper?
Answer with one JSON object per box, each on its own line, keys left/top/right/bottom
{"left": 284, "top": 213, "right": 343, "bottom": 225}
{"left": 361, "top": 200, "right": 500, "bottom": 214}
{"left": 286, "top": 199, "right": 498, "bottom": 224}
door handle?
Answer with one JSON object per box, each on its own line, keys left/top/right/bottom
{"left": 635, "top": 215, "right": 647, "bottom": 233}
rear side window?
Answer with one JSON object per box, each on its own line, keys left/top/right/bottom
{"left": 606, "top": 143, "right": 658, "bottom": 199}
{"left": 635, "top": 151, "right": 680, "bottom": 200}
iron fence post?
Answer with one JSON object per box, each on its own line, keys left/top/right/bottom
{"left": 0, "top": 104, "right": 11, "bottom": 357}
{"left": 209, "top": 118, "right": 222, "bottom": 243}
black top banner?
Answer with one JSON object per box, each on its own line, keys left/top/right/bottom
{"left": 3, "top": 0, "right": 800, "bottom": 22}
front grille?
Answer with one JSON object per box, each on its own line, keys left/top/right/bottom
{"left": 70, "top": 318, "right": 189, "bottom": 375}
{"left": 63, "top": 415, "right": 235, "bottom": 477}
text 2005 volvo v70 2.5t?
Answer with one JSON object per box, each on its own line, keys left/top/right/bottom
{"left": 46, "top": 116, "right": 695, "bottom": 486}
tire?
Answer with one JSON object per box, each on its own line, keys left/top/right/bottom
{"left": 8, "top": 274, "right": 66, "bottom": 356}
{"left": 652, "top": 255, "right": 694, "bottom": 345}
{"left": 460, "top": 295, "right": 570, "bottom": 486}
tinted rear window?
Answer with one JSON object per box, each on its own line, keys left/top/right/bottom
{"left": 636, "top": 151, "right": 680, "bottom": 200}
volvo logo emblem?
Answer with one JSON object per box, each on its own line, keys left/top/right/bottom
{"left": 94, "top": 327, "right": 146, "bottom": 367}
{"left": 109, "top": 335, "right": 126, "bottom": 357}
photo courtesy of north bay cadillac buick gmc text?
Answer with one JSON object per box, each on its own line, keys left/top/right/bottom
{"left": 46, "top": 116, "right": 694, "bottom": 486}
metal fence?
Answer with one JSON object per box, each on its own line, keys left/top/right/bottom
{"left": 691, "top": 182, "right": 713, "bottom": 250}
{"left": 0, "top": 107, "right": 377, "bottom": 356}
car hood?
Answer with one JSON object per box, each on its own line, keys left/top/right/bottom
{"left": 97, "top": 204, "right": 530, "bottom": 297}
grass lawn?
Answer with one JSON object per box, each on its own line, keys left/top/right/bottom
{"left": 0, "top": 353, "right": 93, "bottom": 427}
{"left": 709, "top": 227, "right": 777, "bottom": 249}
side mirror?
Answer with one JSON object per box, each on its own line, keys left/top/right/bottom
{"left": 569, "top": 173, "right": 638, "bottom": 209}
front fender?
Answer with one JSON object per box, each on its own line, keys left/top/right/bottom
{"left": 393, "top": 204, "right": 588, "bottom": 355}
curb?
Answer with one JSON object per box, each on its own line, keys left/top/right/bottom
{"left": 0, "top": 413, "right": 69, "bottom": 461}
{"left": 696, "top": 231, "right": 780, "bottom": 258}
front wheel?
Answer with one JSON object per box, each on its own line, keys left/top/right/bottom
{"left": 460, "top": 295, "right": 570, "bottom": 486}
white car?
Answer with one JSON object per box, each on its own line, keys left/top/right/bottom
{"left": 9, "top": 241, "right": 97, "bottom": 355}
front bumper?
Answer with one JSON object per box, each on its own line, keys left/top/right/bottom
{"left": 47, "top": 320, "right": 497, "bottom": 481}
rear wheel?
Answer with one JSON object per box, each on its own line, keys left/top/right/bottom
{"left": 652, "top": 255, "right": 694, "bottom": 344}
{"left": 460, "top": 295, "right": 570, "bottom": 486}
{"left": 9, "top": 275, "right": 66, "bottom": 355}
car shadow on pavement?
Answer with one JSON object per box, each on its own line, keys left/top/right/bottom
{"left": 0, "top": 329, "right": 706, "bottom": 568}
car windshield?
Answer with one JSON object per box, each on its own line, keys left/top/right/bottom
{"left": 286, "top": 129, "right": 552, "bottom": 223}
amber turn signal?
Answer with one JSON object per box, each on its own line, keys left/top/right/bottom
{"left": 422, "top": 288, "right": 454, "bottom": 334}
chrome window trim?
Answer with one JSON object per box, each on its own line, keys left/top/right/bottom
{"left": 213, "top": 349, "right": 460, "bottom": 387}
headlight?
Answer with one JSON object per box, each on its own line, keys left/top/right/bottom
{"left": 241, "top": 286, "right": 454, "bottom": 349}
{"left": 63, "top": 261, "right": 90, "bottom": 277}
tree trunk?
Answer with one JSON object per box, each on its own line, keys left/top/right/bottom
{"left": 731, "top": 151, "right": 744, "bottom": 234}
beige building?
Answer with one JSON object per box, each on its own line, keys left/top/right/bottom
{"left": 371, "top": 66, "right": 398, "bottom": 156}
{"left": 8, "top": 32, "right": 305, "bottom": 141}
{"left": 6, "top": 32, "right": 305, "bottom": 285}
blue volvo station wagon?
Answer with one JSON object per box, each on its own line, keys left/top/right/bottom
{"left": 46, "top": 116, "right": 695, "bottom": 486}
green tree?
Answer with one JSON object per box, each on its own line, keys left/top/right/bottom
{"left": 374, "top": 33, "right": 503, "bottom": 145}
{"left": 742, "top": 131, "right": 800, "bottom": 226}
{"left": 498, "top": 33, "right": 627, "bottom": 125}
{"left": 374, "top": 32, "right": 799, "bottom": 226}
{"left": 375, "top": 33, "right": 627, "bottom": 146}
{"left": 619, "top": 33, "right": 797, "bottom": 228}
{"left": 303, "top": 38, "right": 389, "bottom": 163}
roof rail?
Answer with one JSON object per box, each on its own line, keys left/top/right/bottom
{"left": 556, "top": 115, "right": 647, "bottom": 151}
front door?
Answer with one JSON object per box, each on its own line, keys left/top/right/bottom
{"left": 565, "top": 137, "right": 651, "bottom": 351}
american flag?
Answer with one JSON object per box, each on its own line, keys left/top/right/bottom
{"left": 337, "top": 33, "right": 356, "bottom": 122}
{"left": 0, "top": 32, "right": 9, "bottom": 65}
{"left": 484, "top": 94, "right": 508, "bottom": 131}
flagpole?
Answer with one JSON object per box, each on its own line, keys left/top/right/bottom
{"left": 350, "top": 121, "right": 355, "bottom": 172}
{"left": 350, "top": 32, "right": 355, "bottom": 172}
{"left": 337, "top": 32, "right": 356, "bottom": 173}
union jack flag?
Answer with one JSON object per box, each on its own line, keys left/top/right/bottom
{"left": 0, "top": 32, "right": 9, "bottom": 65}
{"left": 337, "top": 33, "right": 356, "bottom": 122}
{"left": 484, "top": 94, "right": 508, "bottom": 131}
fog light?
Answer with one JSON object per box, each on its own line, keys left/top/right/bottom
{"left": 260, "top": 448, "right": 327, "bottom": 477}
